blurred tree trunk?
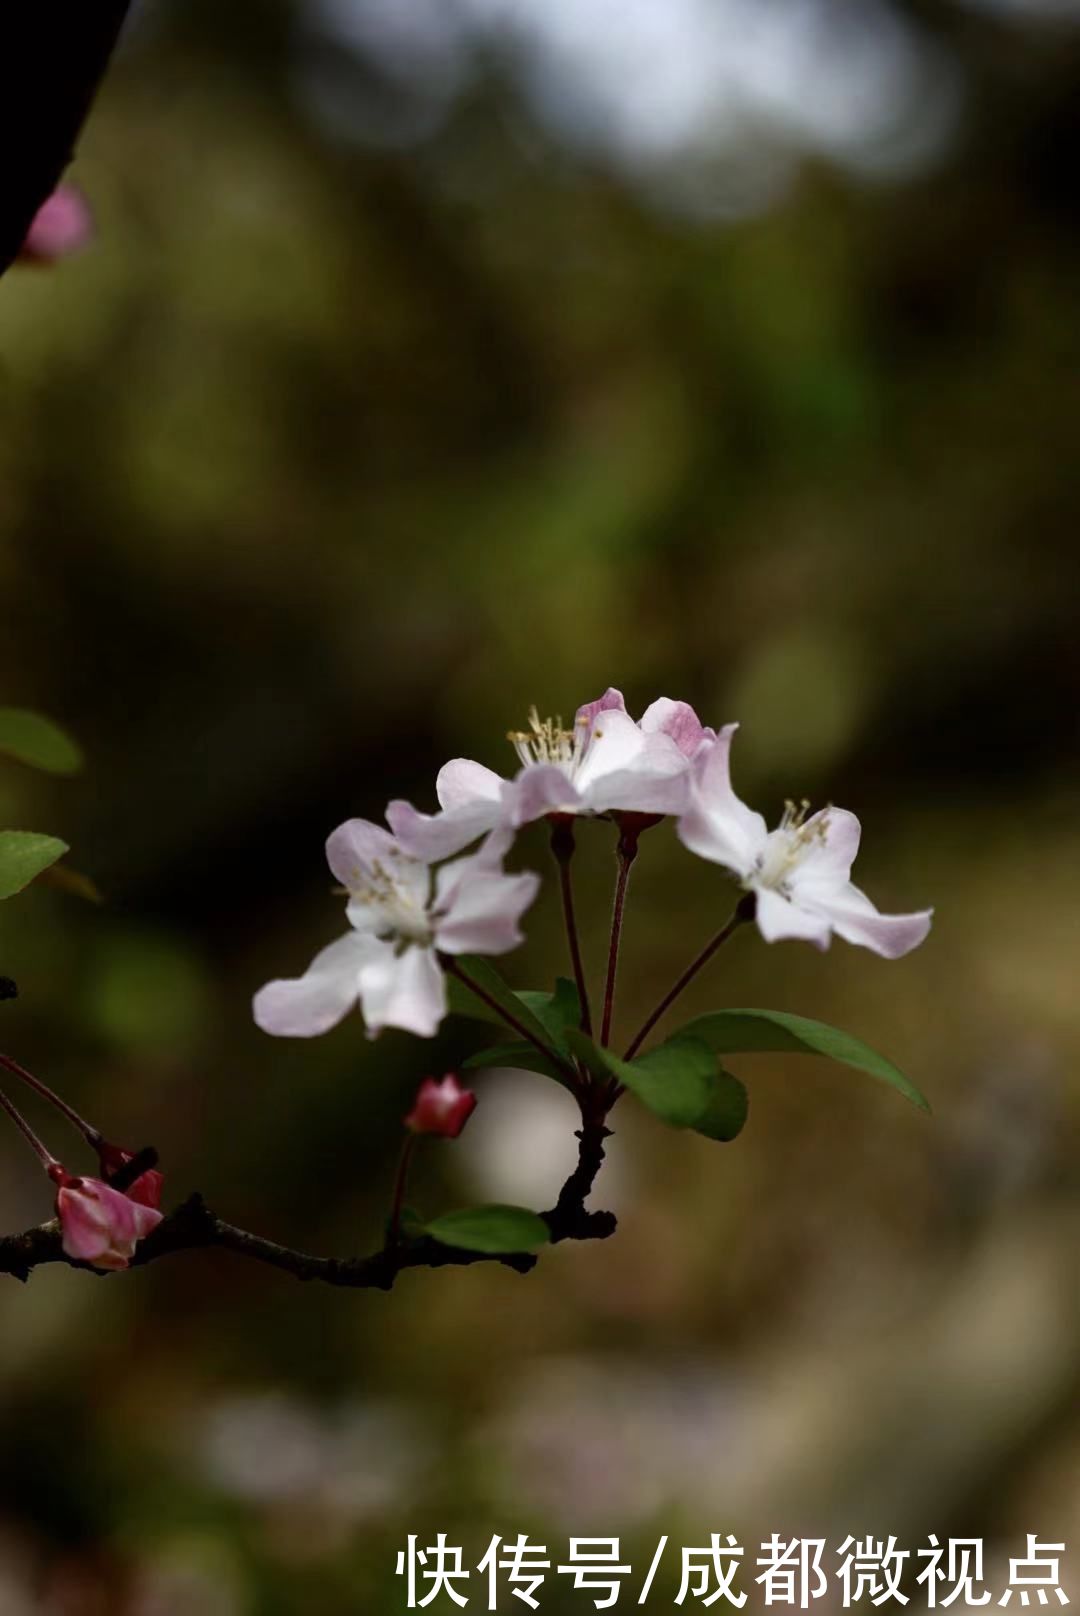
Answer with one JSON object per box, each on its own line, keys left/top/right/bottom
{"left": 0, "top": 0, "right": 131, "bottom": 275}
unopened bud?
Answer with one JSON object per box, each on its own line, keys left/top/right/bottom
{"left": 51, "top": 1167, "right": 163, "bottom": 1271}
{"left": 404, "top": 1074, "right": 477, "bottom": 1140}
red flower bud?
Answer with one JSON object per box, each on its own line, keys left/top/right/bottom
{"left": 404, "top": 1075, "right": 477, "bottom": 1140}
{"left": 51, "top": 1169, "right": 163, "bottom": 1271}
{"left": 97, "top": 1142, "right": 165, "bottom": 1211}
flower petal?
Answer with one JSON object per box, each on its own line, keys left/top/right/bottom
{"left": 639, "top": 697, "right": 716, "bottom": 759}
{"left": 325, "top": 819, "right": 399, "bottom": 887}
{"left": 754, "top": 888, "right": 832, "bottom": 949}
{"left": 573, "top": 707, "right": 648, "bottom": 793}
{"left": 253, "top": 931, "right": 380, "bottom": 1037}
{"left": 510, "top": 763, "right": 584, "bottom": 825}
{"left": 386, "top": 796, "right": 502, "bottom": 862}
{"left": 434, "top": 859, "right": 540, "bottom": 955}
{"left": 790, "top": 807, "right": 862, "bottom": 888}
{"left": 574, "top": 689, "right": 628, "bottom": 729}
{"left": 810, "top": 883, "right": 933, "bottom": 960}
{"left": 677, "top": 724, "right": 767, "bottom": 877}
{"left": 436, "top": 759, "right": 505, "bottom": 811}
{"left": 358, "top": 944, "right": 447, "bottom": 1038}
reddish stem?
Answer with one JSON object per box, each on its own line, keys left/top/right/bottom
{"left": 388, "top": 1135, "right": 417, "bottom": 1248}
{"left": 0, "top": 1086, "right": 57, "bottom": 1170}
{"left": 599, "top": 824, "right": 641, "bottom": 1049}
{"left": 549, "top": 816, "right": 592, "bottom": 1034}
{"left": 0, "top": 1051, "right": 102, "bottom": 1149}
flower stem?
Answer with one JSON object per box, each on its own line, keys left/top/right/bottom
{"left": 622, "top": 895, "right": 752, "bottom": 1061}
{"left": 0, "top": 1085, "right": 58, "bottom": 1170}
{"left": 439, "top": 957, "right": 579, "bottom": 1086}
{"left": 0, "top": 1051, "right": 102, "bottom": 1149}
{"left": 599, "top": 823, "right": 641, "bottom": 1049}
{"left": 549, "top": 816, "right": 592, "bottom": 1034}
{"left": 387, "top": 1134, "right": 416, "bottom": 1248}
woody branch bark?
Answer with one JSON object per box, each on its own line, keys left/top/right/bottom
{"left": 0, "top": 1123, "right": 617, "bottom": 1290}
{"left": 0, "top": 0, "right": 131, "bottom": 275}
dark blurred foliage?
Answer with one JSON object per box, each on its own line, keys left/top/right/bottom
{"left": 0, "top": 0, "right": 1078, "bottom": 1609}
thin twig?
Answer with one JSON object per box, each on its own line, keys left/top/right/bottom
{"left": 0, "top": 1051, "right": 102, "bottom": 1149}
{"left": 0, "top": 1123, "right": 616, "bottom": 1288}
{"left": 622, "top": 899, "right": 750, "bottom": 1061}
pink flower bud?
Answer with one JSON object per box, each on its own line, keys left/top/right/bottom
{"left": 97, "top": 1142, "right": 165, "bottom": 1211}
{"left": 18, "top": 186, "right": 94, "bottom": 266}
{"left": 52, "top": 1170, "right": 163, "bottom": 1271}
{"left": 404, "top": 1075, "right": 477, "bottom": 1140}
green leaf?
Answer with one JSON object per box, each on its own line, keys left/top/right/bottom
{"left": 462, "top": 1041, "right": 569, "bottom": 1083}
{"left": 0, "top": 709, "right": 82, "bottom": 775}
{"left": 446, "top": 956, "right": 561, "bottom": 1054}
{"left": 425, "top": 1205, "right": 551, "bottom": 1254}
{"left": 565, "top": 1029, "right": 748, "bottom": 1141}
{"left": 0, "top": 832, "right": 70, "bottom": 900}
{"left": 515, "top": 977, "right": 581, "bottom": 1057}
{"left": 680, "top": 1008, "right": 929, "bottom": 1112}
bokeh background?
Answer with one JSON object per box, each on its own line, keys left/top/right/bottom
{"left": 1, "top": 0, "right": 1079, "bottom": 1609}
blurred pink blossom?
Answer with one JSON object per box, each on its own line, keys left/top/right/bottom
{"left": 18, "top": 186, "right": 94, "bottom": 265}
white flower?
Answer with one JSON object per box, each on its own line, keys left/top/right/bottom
{"left": 253, "top": 821, "right": 539, "bottom": 1039}
{"left": 387, "top": 688, "right": 716, "bottom": 861}
{"left": 678, "top": 724, "right": 933, "bottom": 957}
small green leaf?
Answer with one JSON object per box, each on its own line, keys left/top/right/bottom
{"left": 680, "top": 1008, "right": 929, "bottom": 1111}
{"left": 515, "top": 978, "right": 581, "bottom": 1057}
{"left": 447, "top": 957, "right": 562, "bottom": 1055}
{"left": 0, "top": 709, "right": 82, "bottom": 775}
{"left": 565, "top": 1029, "right": 748, "bottom": 1141}
{"left": 0, "top": 832, "right": 70, "bottom": 899}
{"left": 426, "top": 1204, "right": 551, "bottom": 1254}
{"left": 462, "top": 1041, "right": 570, "bottom": 1083}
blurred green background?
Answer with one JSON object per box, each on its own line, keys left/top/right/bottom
{"left": 1, "top": 0, "right": 1079, "bottom": 1609}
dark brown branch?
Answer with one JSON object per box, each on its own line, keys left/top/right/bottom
{"left": 0, "top": 1, "right": 132, "bottom": 276}
{"left": 0, "top": 1122, "right": 616, "bottom": 1290}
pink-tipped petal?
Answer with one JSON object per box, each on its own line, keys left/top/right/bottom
{"left": 639, "top": 697, "right": 716, "bottom": 759}
{"left": 574, "top": 688, "right": 628, "bottom": 729}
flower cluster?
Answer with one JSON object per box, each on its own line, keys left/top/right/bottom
{"left": 254, "top": 688, "right": 932, "bottom": 1044}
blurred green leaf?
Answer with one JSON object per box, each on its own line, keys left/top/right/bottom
{"left": 0, "top": 831, "right": 70, "bottom": 899}
{"left": 426, "top": 1205, "right": 551, "bottom": 1254}
{"left": 566, "top": 1029, "right": 748, "bottom": 1140}
{"left": 0, "top": 708, "right": 83, "bottom": 775}
{"left": 680, "top": 1009, "right": 929, "bottom": 1111}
